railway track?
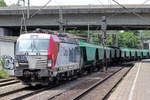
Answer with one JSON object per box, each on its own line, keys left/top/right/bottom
{"left": 0, "top": 76, "right": 74, "bottom": 100}
{"left": 0, "top": 78, "right": 64, "bottom": 100}
{"left": 14, "top": 68, "right": 119, "bottom": 100}
{"left": 0, "top": 63, "right": 134, "bottom": 100}
{"left": 11, "top": 86, "right": 53, "bottom": 100}
{"left": 0, "top": 84, "right": 53, "bottom": 100}
{"left": 49, "top": 63, "right": 133, "bottom": 100}
{"left": 22, "top": 63, "right": 133, "bottom": 100}
{"left": 0, "top": 78, "right": 14, "bottom": 83}
{"left": 0, "top": 79, "right": 20, "bottom": 87}
{"left": 73, "top": 63, "right": 133, "bottom": 100}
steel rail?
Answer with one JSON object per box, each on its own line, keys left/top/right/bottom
{"left": 72, "top": 63, "right": 133, "bottom": 100}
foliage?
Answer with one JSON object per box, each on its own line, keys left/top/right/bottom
{"left": 141, "top": 30, "right": 150, "bottom": 41}
{"left": 0, "top": 70, "right": 9, "bottom": 78}
{"left": 0, "top": 0, "right": 7, "bottom": 7}
{"left": 142, "top": 30, "right": 150, "bottom": 36}
{"left": 0, "top": 57, "right": 5, "bottom": 67}
{"left": 106, "top": 34, "right": 113, "bottom": 45}
{"left": 117, "top": 31, "right": 140, "bottom": 48}
{"left": 105, "top": 31, "right": 141, "bottom": 48}
{"left": 0, "top": 58, "right": 9, "bottom": 78}
{"left": 67, "top": 30, "right": 88, "bottom": 34}
{"left": 9, "top": 3, "right": 21, "bottom": 7}
{"left": 92, "top": 34, "right": 99, "bottom": 41}
{"left": 67, "top": 30, "right": 141, "bottom": 48}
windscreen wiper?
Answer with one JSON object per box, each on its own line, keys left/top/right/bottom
{"left": 32, "top": 40, "right": 40, "bottom": 55}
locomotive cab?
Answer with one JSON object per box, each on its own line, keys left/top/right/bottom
{"left": 15, "top": 33, "right": 59, "bottom": 85}
{"left": 14, "top": 33, "right": 80, "bottom": 86}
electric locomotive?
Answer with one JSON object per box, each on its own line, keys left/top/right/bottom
{"left": 15, "top": 33, "right": 80, "bottom": 86}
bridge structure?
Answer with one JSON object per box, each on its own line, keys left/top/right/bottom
{"left": 1, "top": 5, "right": 150, "bottom": 35}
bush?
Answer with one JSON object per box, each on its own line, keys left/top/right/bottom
{"left": 0, "top": 57, "right": 9, "bottom": 78}
{"left": 0, "top": 57, "right": 5, "bottom": 67}
{"left": 0, "top": 70, "right": 9, "bottom": 78}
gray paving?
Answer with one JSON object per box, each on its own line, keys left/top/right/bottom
{"left": 108, "top": 59, "right": 150, "bottom": 100}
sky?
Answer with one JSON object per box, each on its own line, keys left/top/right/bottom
{"left": 4, "top": 0, "right": 150, "bottom": 6}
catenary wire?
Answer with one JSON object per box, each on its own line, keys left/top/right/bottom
{"left": 110, "top": 0, "right": 150, "bottom": 24}
{"left": 30, "top": 0, "right": 52, "bottom": 18}
{"left": 108, "top": 0, "right": 150, "bottom": 19}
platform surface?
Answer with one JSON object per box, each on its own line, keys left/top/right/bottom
{"left": 108, "top": 59, "right": 150, "bottom": 100}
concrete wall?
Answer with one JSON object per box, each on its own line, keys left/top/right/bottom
{"left": 0, "top": 41, "right": 15, "bottom": 75}
{"left": 0, "top": 41, "right": 14, "bottom": 57}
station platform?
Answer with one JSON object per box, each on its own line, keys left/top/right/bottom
{"left": 108, "top": 59, "right": 150, "bottom": 100}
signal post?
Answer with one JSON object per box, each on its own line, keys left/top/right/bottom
{"left": 101, "top": 16, "right": 107, "bottom": 72}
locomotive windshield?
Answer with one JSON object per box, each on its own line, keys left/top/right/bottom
{"left": 16, "top": 39, "right": 49, "bottom": 53}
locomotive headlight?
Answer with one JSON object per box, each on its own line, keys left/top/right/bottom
{"left": 48, "top": 60, "right": 52, "bottom": 67}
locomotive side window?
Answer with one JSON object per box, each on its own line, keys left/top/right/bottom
{"left": 69, "top": 48, "right": 73, "bottom": 62}
{"left": 55, "top": 43, "right": 80, "bottom": 67}
{"left": 69, "top": 46, "right": 80, "bottom": 63}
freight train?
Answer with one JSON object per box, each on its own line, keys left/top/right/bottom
{"left": 14, "top": 31, "right": 150, "bottom": 86}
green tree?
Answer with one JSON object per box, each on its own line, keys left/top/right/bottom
{"left": 106, "top": 34, "right": 113, "bottom": 45}
{"left": 141, "top": 30, "right": 150, "bottom": 41}
{"left": 117, "top": 31, "right": 140, "bottom": 48}
{"left": 106, "top": 31, "right": 140, "bottom": 48}
{"left": 67, "top": 30, "right": 141, "bottom": 48}
{"left": 67, "top": 30, "right": 88, "bottom": 35}
{"left": 9, "top": 3, "right": 21, "bottom": 7}
{"left": 0, "top": 0, "right": 7, "bottom": 7}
